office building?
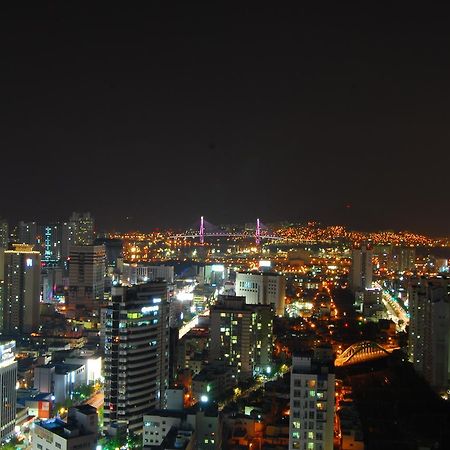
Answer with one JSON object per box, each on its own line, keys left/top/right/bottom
{"left": 235, "top": 271, "right": 285, "bottom": 316}
{"left": 103, "top": 282, "right": 170, "bottom": 435}
{"left": 209, "top": 295, "right": 273, "bottom": 381}
{"left": 70, "top": 212, "right": 94, "bottom": 246}
{"left": 349, "top": 243, "right": 373, "bottom": 293}
{"left": 408, "top": 277, "right": 450, "bottom": 391}
{"left": 289, "top": 353, "right": 335, "bottom": 450}
{"left": 3, "top": 244, "right": 41, "bottom": 335}
{"left": 0, "top": 341, "right": 17, "bottom": 441}
{"left": 34, "top": 363, "right": 86, "bottom": 403}
{"left": 68, "top": 245, "right": 106, "bottom": 312}
{"left": 32, "top": 405, "right": 98, "bottom": 450}
{"left": 0, "top": 220, "right": 8, "bottom": 249}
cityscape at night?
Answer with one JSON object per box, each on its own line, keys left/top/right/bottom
{"left": 1, "top": 2, "right": 450, "bottom": 450}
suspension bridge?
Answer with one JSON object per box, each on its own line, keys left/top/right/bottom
{"left": 335, "top": 341, "right": 399, "bottom": 367}
{"left": 171, "top": 217, "right": 283, "bottom": 244}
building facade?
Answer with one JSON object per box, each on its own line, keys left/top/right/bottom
{"left": 103, "top": 282, "right": 170, "bottom": 435}
{"left": 0, "top": 341, "right": 17, "bottom": 442}
{"left": 408, "top": 277, "right": 450, "bottom": 391}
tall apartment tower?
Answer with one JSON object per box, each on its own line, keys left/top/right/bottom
{"left": 70, "top": 212, "right": 95, "bottom": 246}
{"left": 68, "top": 245, "right": 106, "bottom": 312}
{"left": 350, "top": 243, "right": 373, "bottom": 293}
{"left": 209, "top": 295, "right": 273, "bottom": 381}
{"left": 235, "top": 271, "right": 285, "bottom": 316}
{"left": 0, "top": 341, "right": 17, "bottom": 442}
{"left": 3, "top": 244, "right": 41, "bottom": 335}
{"left": 289, "top": 353, "right": 335, "bottom": 450}
{"left": 0, "top": 220, "right": 8, "bottom": 249}
{"left": 408, "top": 277, "right": 450, "bottom": 391}
{"left": 103, "top": 282, "right": 170, "bottom": 436}
{"left": 17, "top": 221, "right": 38, "bottom": 246}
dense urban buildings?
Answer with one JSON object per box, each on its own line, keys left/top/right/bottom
{"left": 103, "top": 282, "right": 170, "bottom": 435}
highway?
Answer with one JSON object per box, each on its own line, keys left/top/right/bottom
{"left": 374, "top": 282, "right": 409, "bottom": 331}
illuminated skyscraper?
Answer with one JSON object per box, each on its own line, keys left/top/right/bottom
{"left": 209, "top": 295, "right": 273, "bottom": 381}
{"left": 235, "top": 271, "right": 285, "bottom": 316}
{"left": 70, "top": 212, "right": 95, "bottom": 246}
{"left": 350, "top": 243, "right": 373, "bottom": 293}
{"left": 104, "top": 282, "right": 169, "bottom": 435}
{"left": 408, "top": 277, "right": 450, "bottom": 391}
{"left": 0, "top": 341, "right": 17, "bottom": 442}
{"left": 3, "top": 244, "right": 41, "bottom": 335}
{"left": 289, "top": 353, "right": 335, "bottom": 450}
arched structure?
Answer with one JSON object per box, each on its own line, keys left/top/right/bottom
{"left": 335, "top": 341, "right": 393, "bottom": 367}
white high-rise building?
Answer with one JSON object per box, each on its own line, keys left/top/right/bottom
{"left": 104, "top": 282, "right": 170, "bottom": 435}
{"left": 289, "top": 353, "right": 335, "bottom": 450}
{"left": 3, "top": 244, "right": 41, "bottom": 334}
{"left": 350, "top": 243, "right": 373, "bottom": 293}
{"left": 408, "top": 277, "right": 450, "bottom": 391}
{"left": 235, "top": 271, "right": 285, "bottom": 316}
{"left": 0, "top": 341, "right": 17, "bottom": 442}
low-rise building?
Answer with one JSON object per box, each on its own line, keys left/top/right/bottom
{"left": 32, "top": 405, "right": 98, "bottom": 450}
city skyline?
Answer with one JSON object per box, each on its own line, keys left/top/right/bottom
{"left": 1, "top": 3, "right": 450, "bottom": 234}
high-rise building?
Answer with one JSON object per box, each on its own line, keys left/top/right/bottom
{"left": 349, "top": 243, "right": 373, "bottom": 293}
{"left": 70, "top": 212, "right": 94, "bottom": 246}
{"left": 3, "top": 244, "right": 41, "bottom": 335}
{"left": 17, "top": 221, "right": 38, "bottom": 246}
{"left": 0, "top": 219, "right": 8, "bottom": 249}
{"left": 61, "top": 221, "right": 75, "bottom": 261}
{"left": 408, "top": 277, "right": 450, "bottom": 391}
{"left": 41, "top": 223, "right": 62, "bottom": 264}
{"left": 235, "top": 271, "right": 285, "bottom": 316}
{"left": 209, "top": 295, "right": 273, "bottom": 381}
{"left": 68, "top": 245, "right": 106, "bottom": 312}
{"left": 289, "top": 353, "right": 335, "bottom": 450}
{"left": 32, "top": 405, "right": 98, "bottom": 450}
{"left": 103, "top": 282, "right": 170, "bottom": 435}
{"left": 0, "top": 341, "right": 17, "bottom": 442}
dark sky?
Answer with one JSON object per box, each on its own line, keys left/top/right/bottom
{"left": 1, "top": 2, "right": 450, "bottom": 234}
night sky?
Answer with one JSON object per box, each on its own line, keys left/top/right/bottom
{"left": 1, "top": 3, "right": 450, "bottom": 234}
